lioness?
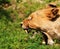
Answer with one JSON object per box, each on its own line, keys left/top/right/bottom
{"left": 21, "top": 4, "right": 60, "bottom": 45}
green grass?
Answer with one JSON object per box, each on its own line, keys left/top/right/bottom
{"left": 0, "top": 0, "right": 60, "bottom": 49}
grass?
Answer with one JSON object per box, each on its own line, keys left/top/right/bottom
{"left": 0, "top": 0, "right": 60, "bottom": 49}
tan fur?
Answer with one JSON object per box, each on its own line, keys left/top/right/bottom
{"left": 22, "top": 4, "right": 60, "bottom": 45}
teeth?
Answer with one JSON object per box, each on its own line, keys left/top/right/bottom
{"left": 25, "top": 30, "right": 28, "bottom": 33}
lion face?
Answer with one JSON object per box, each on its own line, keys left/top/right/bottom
{"left": 22, "top": 19, "right": 29, "bottom": 30}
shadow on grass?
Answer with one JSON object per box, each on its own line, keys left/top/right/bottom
{"left": 0, "top": 7, "right": 13, "bottom": 21}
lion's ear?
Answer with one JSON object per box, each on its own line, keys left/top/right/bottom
{"left": 27, "top": 17, "right": 32, "bottom": 20}
{"left": 51, "top": 8, "right": 59, "bottom": 15}
{"left": 27, "top": 15, "right": 33, "bottom": 20}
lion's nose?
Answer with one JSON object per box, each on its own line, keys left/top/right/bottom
{"left": 20, "top": 22, "right": 28, "bottom": 30}
{"left": 22, "top": 25, "right": 29, "bottom": 30}
{"left": 22, "top": 25, "right": 27, "bottom": 29}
